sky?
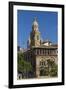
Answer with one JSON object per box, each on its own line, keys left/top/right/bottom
{"left": 17, "top": 10, "right": 58, "bottom": 48}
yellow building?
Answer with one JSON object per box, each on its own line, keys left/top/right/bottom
{"left": 24, "top": 18, "right": 58, "bottom": 78}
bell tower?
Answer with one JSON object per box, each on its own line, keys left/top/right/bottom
{"left": 30, "top": 17, "right": 40, "bottom": 48}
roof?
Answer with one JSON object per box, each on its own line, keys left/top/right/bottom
{"left": 42, "top": 40, "right": 52, "bottom": 44}
{"left": 32, "top": 17, "right": 38, "bottom": 26}
{"left": 31, "top": 44, "right": 58, "bottom": 49}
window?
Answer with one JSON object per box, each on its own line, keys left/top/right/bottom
{"left": 48, "top": 49, "right": 50, "bottom": 55}
{"left": 43, "top": 49, "right": 45, "bottom": 54}
{"left": 37, "top": 35, "right": 39, "bottom": 40}
{"left": 37, "top": 49, "right": 39, "bottom": 55}
{"left": 40, "top": 61, "right": 43, "bottom": 66}
{"left": 42, "top": 61, "right": 43, "bottom": 65}
{"left": 40, "top": 49, "right": 41, "bottom": 54}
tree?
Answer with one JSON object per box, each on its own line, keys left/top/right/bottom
{"left": 50, "top": 64, "right": 58, "bottom": 77}
{"left": 17, "top": 52, "right": 32, "bottom": 78}
{"left": 47, "top": 59, "right": 58, "bottom": 77}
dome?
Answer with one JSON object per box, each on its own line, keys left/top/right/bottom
{"left": 32, "top": 17, "right": 38, "bottom": 27}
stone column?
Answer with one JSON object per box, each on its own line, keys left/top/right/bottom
{"left": 36, "top": 57, "right": 40, "bottom": 78}
{"left": 36, "top": 66, "right": 40, "bottom": 78}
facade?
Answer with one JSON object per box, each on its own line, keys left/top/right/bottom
{"left": 24, "top": 18, "right": 58, "bottom": 78}
{"left": 18, "top": 18, "right": 58, "bottom": 79}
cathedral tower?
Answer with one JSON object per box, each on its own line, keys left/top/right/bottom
{"left": 30, "top": 17, "right": 40, "bottom": 48}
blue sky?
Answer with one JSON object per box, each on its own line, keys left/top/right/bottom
{"left": 17, "top": 10, "right": 58, "bottom": 48}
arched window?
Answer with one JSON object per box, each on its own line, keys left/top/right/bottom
{"left": 37, "top": 35, "right": 39, "bottom": 40}
{"left": 40, "top": 61, "right": 43, "bottom": 66}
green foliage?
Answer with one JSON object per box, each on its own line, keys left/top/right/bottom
{"left": 47, "top": 60, "right": 58, "bottom": 77}
{"left": 17, "top": 52, "right": 32, "bottom": 73}
{"left": 40, "top": 67, "right": 49, "bottom": 76}
{"left": 40, "top": 60, "right": 58, "bottom": 77}
{"left": 50, "top": 64, "right": 58, "bottom": 77}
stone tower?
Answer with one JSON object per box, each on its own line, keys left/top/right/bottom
{"left": 30, "top": 17, "right": 40, "bottom": 48}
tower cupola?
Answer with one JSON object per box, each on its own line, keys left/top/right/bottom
{"left": 32, "top": 17, "right": 39, "bottom": 31}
